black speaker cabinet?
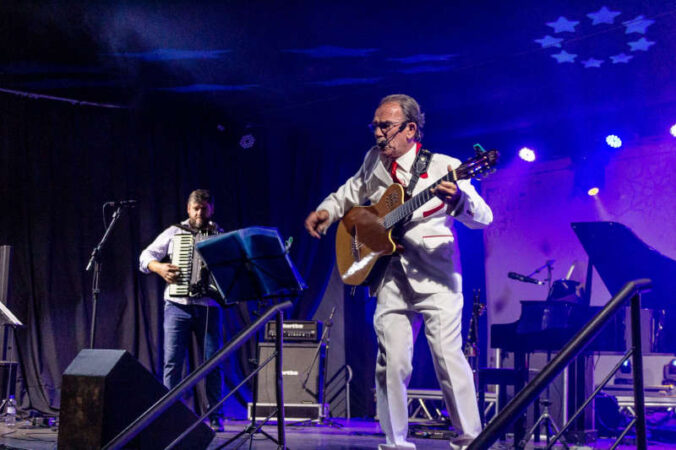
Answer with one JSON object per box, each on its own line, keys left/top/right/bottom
{"left": 57, "top": 349, "right": 213, "bottom": 449}
{"left": 256, "top": 342, "right": 325, "bottom": 406}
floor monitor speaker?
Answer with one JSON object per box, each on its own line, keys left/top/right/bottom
{"left": 57, "top": 349, "right": 213, "bottom": 449}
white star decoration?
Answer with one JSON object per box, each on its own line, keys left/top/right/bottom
{"left": 534, "top": 35, "right": 563, "bottom": 48}
{"left": 547, "top": 16, "right": 580, "bottom": 33}
{"left": 628, "top": 37, "right": 655, "bottom": 51}
{"left": 587, "top": 6, "right": 621, "bottom": 25}
{"left": 610, "top": 53, "right": 633, "bottom": 64}
{"left": 623, "top": 15, "right": 655, "bottom": 34}
{"left": 536, "top": 7, "right": 657, "bottom": 69}
{"left": 552, "top": 50, "right": 577, "bottom": 63}
{"left": 582, "top": 58, "right": 604, "bottom": 68}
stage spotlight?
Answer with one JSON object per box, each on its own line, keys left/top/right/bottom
{"left": 573, "top": 151, "right": 606, "bottom": 197}
{"left": 605, "top": 135, "right": 622, "bottom": 148}
{"left": 518, "top": 147, "right": 536, "bottom": 162}
{"left": 670, "top": 123, "right": 676, "bottom": 138}
{"left": 662, "top": 358, "right": 676, "bottom": 385}
{"left": 239, "top": 133, "right": 255, "bottom": 149}
{"left": 614, "top": 359, "right": 632, "bottom": 385}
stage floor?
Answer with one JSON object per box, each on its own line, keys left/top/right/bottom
{"left": 1, "top": 418, "right": 675, "bottom": 449}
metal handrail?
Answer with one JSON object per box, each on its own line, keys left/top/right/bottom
{"left": 104, "top": 300, "right": 293, "bottom": 450}
{"left": 469, "top": 279, "right": 651, "bottom": 450}
{"left": 326, "top": 364, "right": 353, "bottom": 419}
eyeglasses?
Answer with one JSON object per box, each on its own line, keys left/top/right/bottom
{"left": 368, "top": 120, "right": 407, "bottom": 133}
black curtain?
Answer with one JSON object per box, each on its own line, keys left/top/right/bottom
{"left": 0, "top": 92, "right": 333, "bottom": 417}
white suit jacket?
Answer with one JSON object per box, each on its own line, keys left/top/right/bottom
{"left": 317, "top": 145, "right": 493, "bottom": 295}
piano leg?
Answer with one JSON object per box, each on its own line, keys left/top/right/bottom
{"left": 514, "top": 351, "right": 527, "bottom": 449}
{"left": 565, "top": 353, "right": 595, "bottom": 444}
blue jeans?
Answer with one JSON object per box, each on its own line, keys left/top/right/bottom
{"left": 163, "top": 301, "right": 223, "bottom": 419}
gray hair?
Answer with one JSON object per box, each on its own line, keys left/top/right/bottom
{"left": 379, "top": 94, "right": 425, "bottom": 141}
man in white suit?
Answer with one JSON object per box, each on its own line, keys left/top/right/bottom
{"left": 304, "top": 94, "right": 493, "bottom": 449}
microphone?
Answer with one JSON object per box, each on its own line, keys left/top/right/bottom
{"left": 206, "top": 221, "right": 222, "bottom": 234}
{"left": 376, "top": 122, "right": 408, "bottom": 148}
{"left": 325, "top": 306, "right": 336, "bottom": 328}
{"left": 105, "top": 200, "right": 137, "bottom": 208}
{"left": 508, "top": 272, "right": 545, "bottom": 286}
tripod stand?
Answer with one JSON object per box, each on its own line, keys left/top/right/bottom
{"left": 217, "top": 301, "right": 289, "bottom": 450}
{"left": 292, "top": 307, "right": 341, "bottom": 428}
{"left": 518, "top": 351, "right": 569, "bottom": 449}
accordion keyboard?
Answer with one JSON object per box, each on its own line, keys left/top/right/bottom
{"left": 169, "top": 233, "right": 194, "bottom": 297}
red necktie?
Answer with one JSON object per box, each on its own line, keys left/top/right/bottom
{"left": 390, "top": 161, "right": 401, "bottom": 184}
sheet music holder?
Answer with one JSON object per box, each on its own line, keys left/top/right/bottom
{"left": 196, "top": 226, "right": 307, "bottom": 303}
{"left": 0, "top": 303, "right": 22, "bottom": 328}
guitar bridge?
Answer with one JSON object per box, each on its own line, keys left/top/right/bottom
{"left": 351, "top": 227, "right": 360, "bottom": 261}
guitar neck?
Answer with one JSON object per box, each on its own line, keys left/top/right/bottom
{"left": 381, "top": 148, "right": 497, "bottom": 229}
{"left": 382, "top": 171, "right": 458, "bottom": 229}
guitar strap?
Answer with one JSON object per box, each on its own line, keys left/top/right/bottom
{"left": 405, "top": 148, "right": 432, "bottom": 198}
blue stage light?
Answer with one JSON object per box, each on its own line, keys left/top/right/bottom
{"left": 587, "top": 187, "right": 600, "bottom": 196}
{"left": 670, "top": 123, "right": 676, "bottom": 137}
{"left": 605, "top": 135, "right": 622, "bottom": 148}
{"left": 518, "top": 147, "right": 536, "bottom": 162}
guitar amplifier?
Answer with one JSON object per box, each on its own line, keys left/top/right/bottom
{"left": 265, "top": 320, "right": 322, "bottom": 342}
{"left": 252, "top": 341, "right": 326, "bottom": 422}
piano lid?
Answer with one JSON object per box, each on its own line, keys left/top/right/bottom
{"left": 571, "top": 221, "right": 676, "bottom": 310}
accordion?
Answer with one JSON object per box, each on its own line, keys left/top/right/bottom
{"left": 168, "top": 223, "right": 223, "bottom": 298}
{"left": 169, "top": 233, "right": 196, "bottom": 297}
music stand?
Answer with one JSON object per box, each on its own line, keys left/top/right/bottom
{"left": 196, "top": 227, "right": 306, "bottom": 304}
{"left": 195, "top": 227, "right": 306, "bottom": 449}
{"left": 0, "top": 302, "right": 23, "bottom": 413}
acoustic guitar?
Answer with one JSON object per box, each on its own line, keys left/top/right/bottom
{"left": 335, "top": 148, "right": 498, "bottom": 286}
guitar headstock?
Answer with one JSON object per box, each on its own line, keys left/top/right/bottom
{"left": 458, "top": 147, "right": 499, "bottom": 181}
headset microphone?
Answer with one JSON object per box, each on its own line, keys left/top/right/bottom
{"left": 377, "top": 122, "right": 409, "bottom": 148}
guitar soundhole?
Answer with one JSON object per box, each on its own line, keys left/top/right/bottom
{"left": 384, "top": 193, "right": 398, "bottom": 209}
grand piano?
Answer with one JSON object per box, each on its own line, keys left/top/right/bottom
{"left": 490, "top": 221, "right": 676, "bottom": 440}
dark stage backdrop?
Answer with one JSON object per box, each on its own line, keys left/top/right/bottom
{"left": 0, "top": 92, "right": 487, "bottom": 419}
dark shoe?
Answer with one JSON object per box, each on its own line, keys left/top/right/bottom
{"left": 209, "top": 417, "right": 224, "bottom": 432}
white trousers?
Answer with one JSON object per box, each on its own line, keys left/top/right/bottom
{"left": 373, "top": 264, "right": 481, "bottom": 448}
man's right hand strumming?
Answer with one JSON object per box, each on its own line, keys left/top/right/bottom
{"left": 304, "top": 210, "right": 330, "bottom": 239}
{"left": 148, "top": 261, "right": 181, "bottom": 284}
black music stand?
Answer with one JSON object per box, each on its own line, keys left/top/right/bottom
{"left": 196, "top": 227, "right": 306, "bottom": 304}
{"left": 0, "top": 302, "right": 23, "bottom": 413}
{"left": 195, "top": 227, "right": 306, "bottom": 449}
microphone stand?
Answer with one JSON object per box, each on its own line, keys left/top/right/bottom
{"left": 299, "top": 307, "right": 339, "bottom": 427}
{"left": 528, "top": 260, "right": 554, "bottom": 293}
{"left": 85, "top": 205, "right": 125, "bottom": 349}
{"left": 521, "top": 259, "right": 566, "bottom": 447}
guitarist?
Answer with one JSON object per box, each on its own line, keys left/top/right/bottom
{"left": 304, "top": 94, "right": 493, "bottom": 450}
